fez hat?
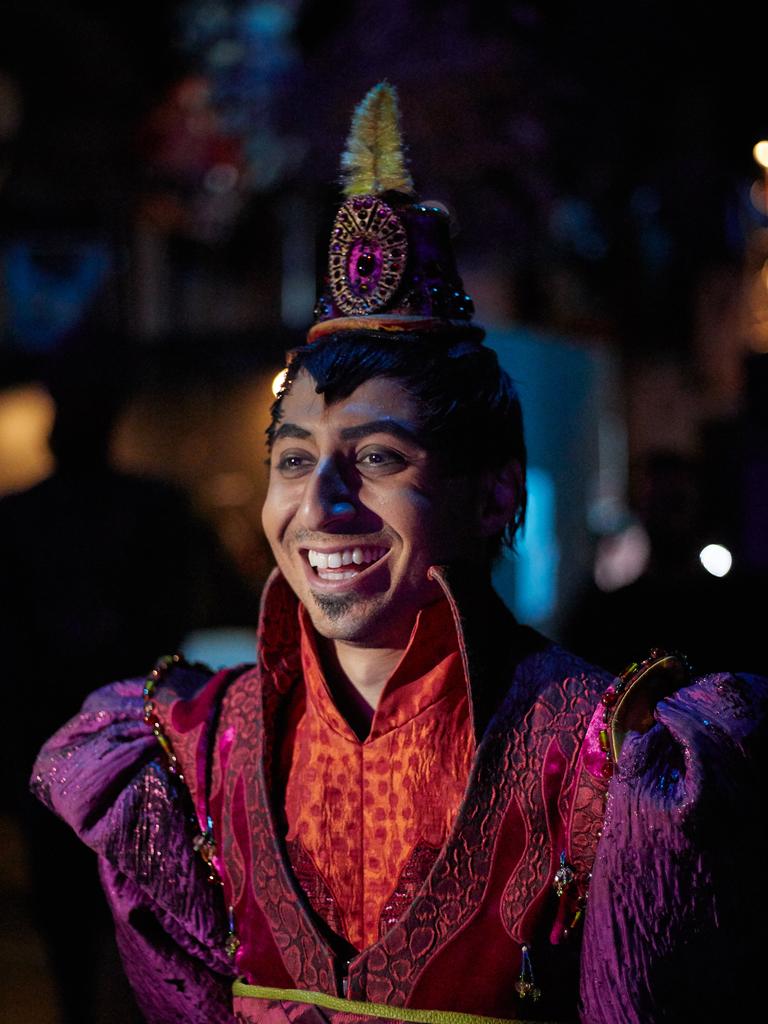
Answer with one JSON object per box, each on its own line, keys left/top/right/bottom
{"left": 308, "top": 83, "right": 484, "bottom": 345}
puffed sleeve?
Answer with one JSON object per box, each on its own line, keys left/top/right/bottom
{"left": 580, "top": 671, "right": 768, "bottom": 1024}
{"left": 31, "top": 677, "right": 236, "bottom": 1024}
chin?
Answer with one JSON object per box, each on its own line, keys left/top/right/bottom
{"left": 310, "top": 590, "right": 361, "bottom": 624}
{"left": 306, "top": 590, "right": 398, "bottom": 645}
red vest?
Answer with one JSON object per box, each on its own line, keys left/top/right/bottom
{"left": 150, "top": 567, "right": 612, "bottom": 1023}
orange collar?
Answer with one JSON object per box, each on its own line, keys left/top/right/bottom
{"left": 256, "top": 565, "right": 547, "bottom": 744}
{"left": 298, "top": 597, "right": 465, "bottom": 742}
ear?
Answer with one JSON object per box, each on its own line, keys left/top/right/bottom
{"left": 478, "top": 460, "right": 524, "bottom": 538}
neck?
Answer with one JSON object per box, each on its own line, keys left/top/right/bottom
{"left": 319, "top": 638, "right": 407, "bottom": 710}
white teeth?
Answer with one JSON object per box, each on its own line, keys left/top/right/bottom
{"left": 306, "top": 546, "right": 388, "bottom": 573}
{"left": 318, "top": 569, "right": 359, "bottom": 580}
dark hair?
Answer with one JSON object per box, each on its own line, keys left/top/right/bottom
{"left": 268, "top": 331, "right": 527, "bottom": 552}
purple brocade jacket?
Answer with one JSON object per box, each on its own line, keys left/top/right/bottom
{"left": 31, "top": 568, "right": 768, "bottom": 1024}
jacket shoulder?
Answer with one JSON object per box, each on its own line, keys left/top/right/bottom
{"left": 515, "top": 641, "right": 614, "bottom": 711}
{"left": 31, "top": 656, "right": 218, "bottom": 842}
{"left": 580, "top": 669, "right": 768, "bottom": 1022}
{"left": 31, "top": 658, "right": 237, "bottom": 1023}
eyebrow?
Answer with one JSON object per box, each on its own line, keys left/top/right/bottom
{"left": 271, "top": 419, "right": 424, "bottom": 446}
{"left": 271, "top": 423, "right": 312, "bottom": 442}
{"left": 340, "top": 419, "right": 423, "bottom": 445}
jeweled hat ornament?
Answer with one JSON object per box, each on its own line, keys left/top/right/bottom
{"left": 308, "top": 82, "right": 484, "bottom": 345}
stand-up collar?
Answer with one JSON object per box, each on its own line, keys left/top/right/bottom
{"left": 298, "top": 596, "right": 465, "bottom": 741}
{"left": 256, "top": 564, "right": 549, "bottom": 745}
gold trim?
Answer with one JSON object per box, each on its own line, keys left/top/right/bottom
{"left": 610, "top": 652, "right": 687, "bottom": 761}
{"left": 231, "top": 982, "right": 559, "bottom": 1024}
{"left": 306, "top": 316, "right": 483, "bottom": 343}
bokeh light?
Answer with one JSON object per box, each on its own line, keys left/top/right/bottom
{"left": 699, "top": 543, "right": 733, "bottom": 578}
{"left": 753, "top": 141, "right": 768, "bottom": 169}
{"left": 0, "top": 384, "right": 55, "bottom": 494}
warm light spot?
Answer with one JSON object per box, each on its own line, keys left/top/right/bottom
{"left": 204, "top": 471, "right": 255, "bottom": 508}
{"left": 0, "top": 384, "right": 55, "bottom": 494}
{"left": 699, "top": 543, "right": 732, "bottom": 578}
{"left": 271, "top": 368, "right": 288, "bottom": 397}
{"left": 754, "top": 141, "right": 768, "bottom": 169}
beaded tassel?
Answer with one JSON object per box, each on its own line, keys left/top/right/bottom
{"left": 515, "top": 944, "right": 541, "bottom": 1001}
{"left": 192, "top": 814, "right": 221, "bottom": 885}
{"left": 225, "top": 904, "right": 241, "bottom": 960}
{"left": 553, "top": 849, "right": 575, "bottom": 898}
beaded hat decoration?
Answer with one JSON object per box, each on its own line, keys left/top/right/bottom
{"left": 308, "top": 82, "right": 484, "bottom": 344}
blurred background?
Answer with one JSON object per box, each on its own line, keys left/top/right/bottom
{"left": 1, "top": 2, "right": 767, "bottom": 1021}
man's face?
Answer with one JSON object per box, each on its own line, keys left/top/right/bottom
{"left": 262, "top": 370, "right": 485, "bottom": 649}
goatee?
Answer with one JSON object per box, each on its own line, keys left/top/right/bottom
{"left": 312, "top": 592, "right": 357, "bottom": 620}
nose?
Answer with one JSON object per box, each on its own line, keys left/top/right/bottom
{"left": 299, "top": 456, "right": 357, "bottom": 531}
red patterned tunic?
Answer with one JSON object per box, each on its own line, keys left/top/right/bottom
{"left": 282, "top": 599, "right": 474, "bottom": 951}
{"left": 147, "top": 567, "right": 613, "bottom": 1022}
{"left": 31, "top": 564, "right": 768, "bottom": 1024}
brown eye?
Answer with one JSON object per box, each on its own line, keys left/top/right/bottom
{"left": 275, "top": 451, "right": 315, "bottom": 476}
{"left": 356, "top": 447, "right": 406, "bottom": 474}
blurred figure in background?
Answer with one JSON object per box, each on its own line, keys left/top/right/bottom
{"left": 0, "top": 332, "right": 258, "bottom": 1024}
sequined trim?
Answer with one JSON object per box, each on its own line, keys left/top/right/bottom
{"left": 143, "top": 654, "right": 186, "bottom": 781}
{"left": 143, "top": 653, "right": 224, "bottom": 886}
{"left": 231, "top": 982, "right": 562, "bottom": 1024}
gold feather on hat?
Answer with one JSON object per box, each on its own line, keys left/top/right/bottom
{"left": 340, "top": 82, "right": 415, "bottom": 198}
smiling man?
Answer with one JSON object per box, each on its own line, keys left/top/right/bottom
{"left": 263, "top": 360, "right": 518, "bottom": 690}
{"left": 265, "top": 373, "right": 452, "bottom": 650}
{"left": 32, "top": 85, "right": 766, "bottom": 1024}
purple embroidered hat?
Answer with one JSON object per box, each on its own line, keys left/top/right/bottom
{"left": 308, "top": 83, "right": 484, "bottom": 345}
